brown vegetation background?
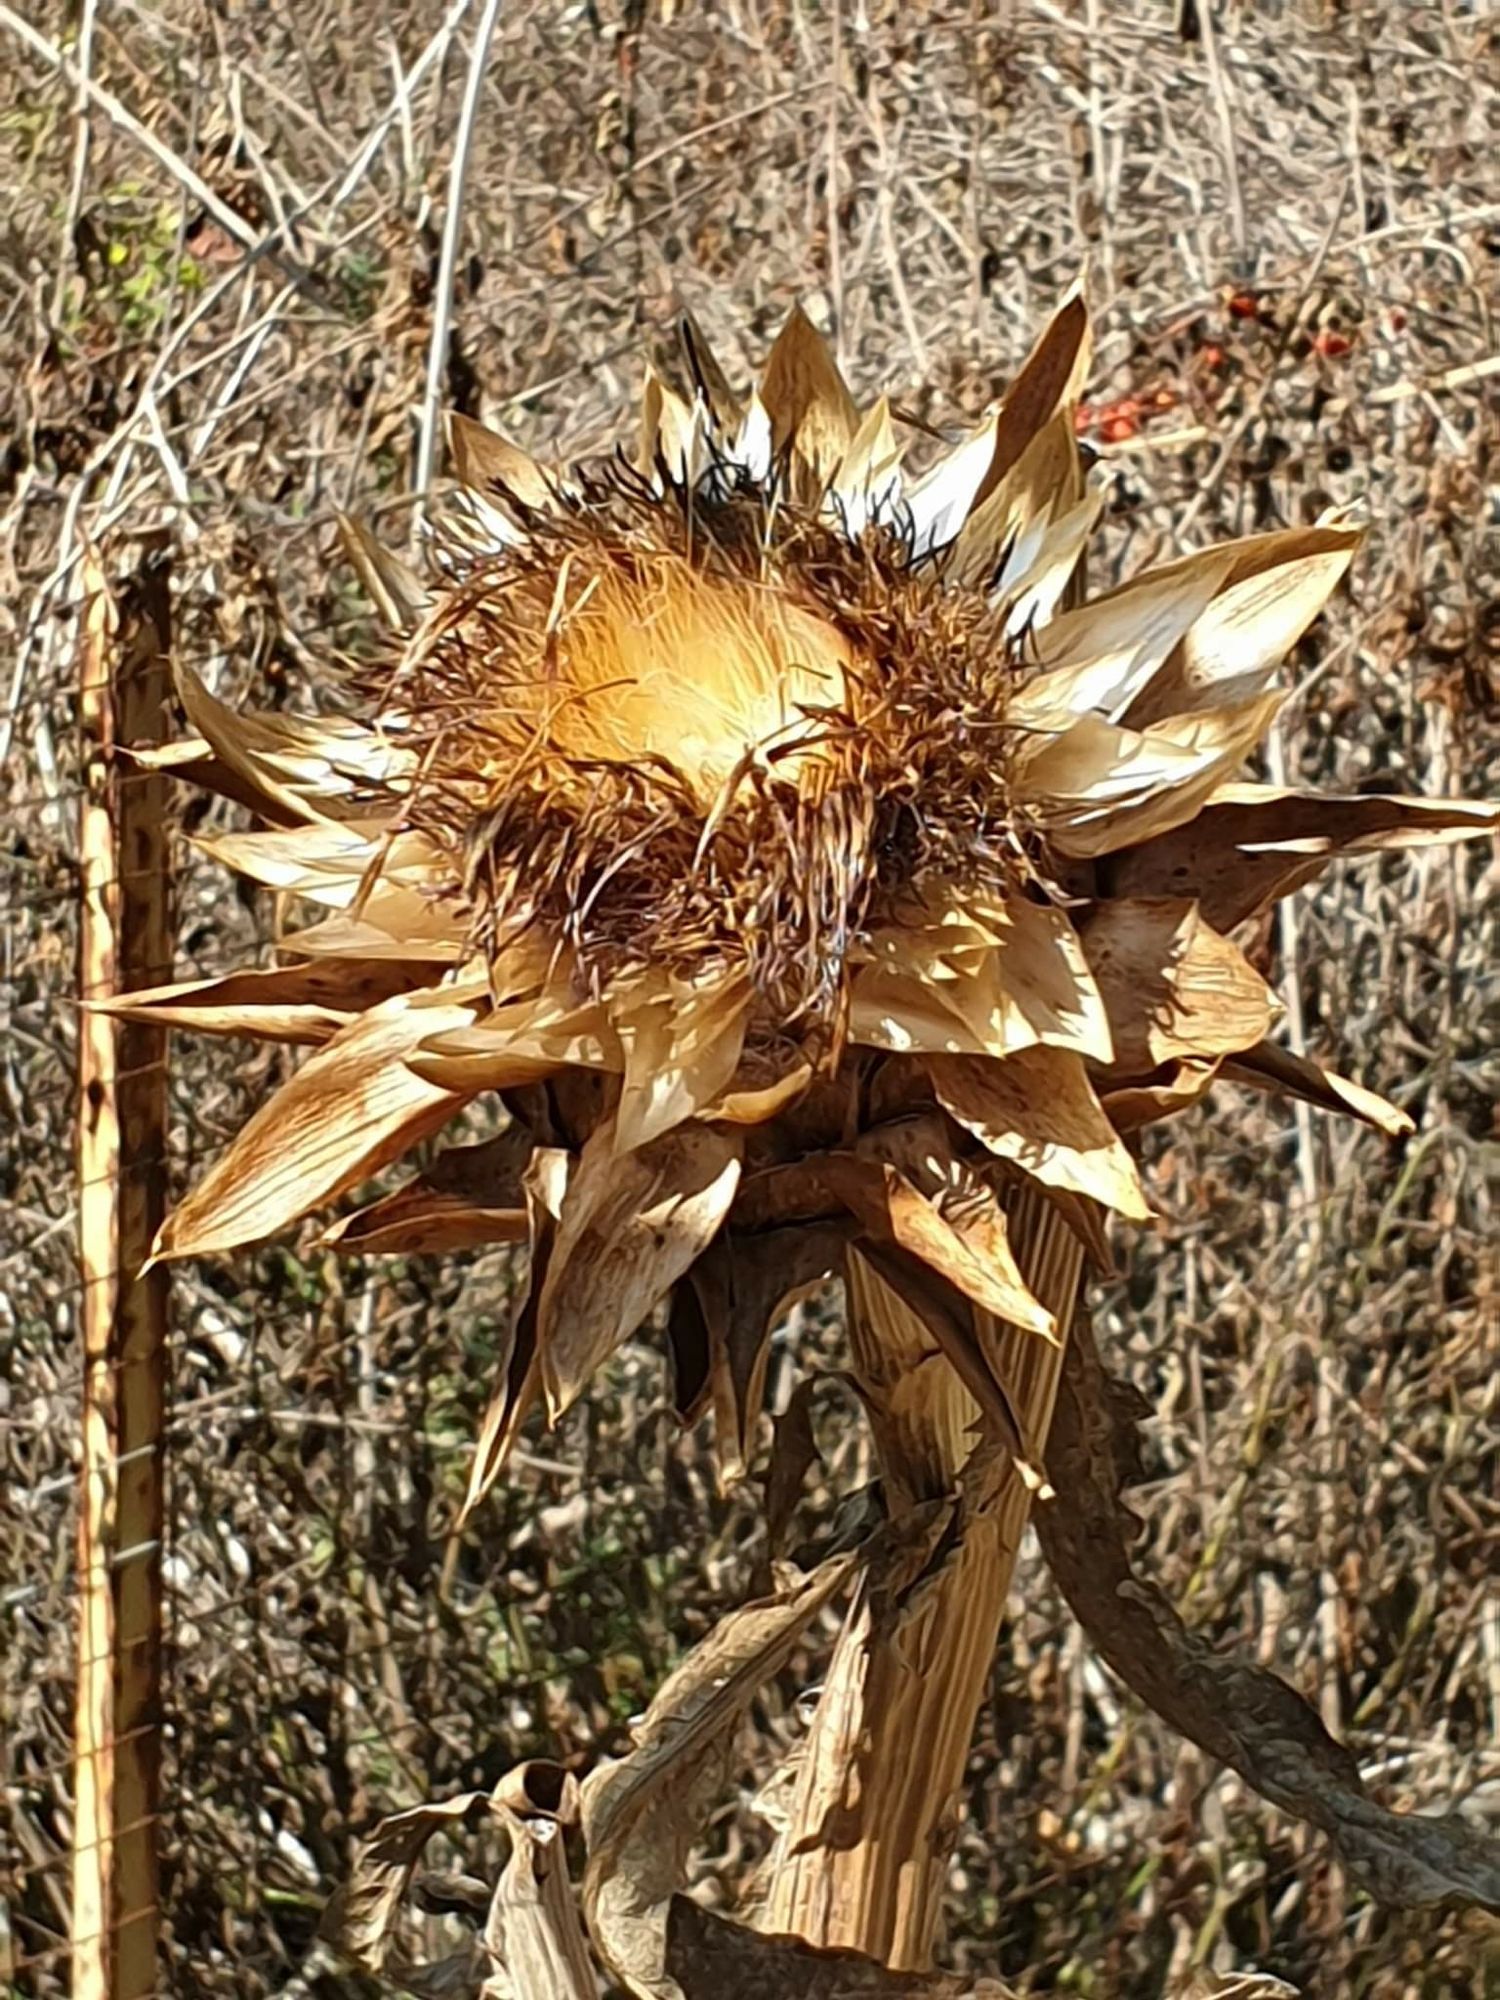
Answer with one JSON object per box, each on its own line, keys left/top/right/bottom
{"left": 2, "top": 1, "right": 1497, "bottom": 1994}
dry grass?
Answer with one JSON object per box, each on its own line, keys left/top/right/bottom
{"left": 2, "top": 1, "right": 1497, "bottom": 1994}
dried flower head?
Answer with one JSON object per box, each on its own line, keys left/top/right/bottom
{"left": 113, "top": 290, "right": 1497, "bottom": 1513}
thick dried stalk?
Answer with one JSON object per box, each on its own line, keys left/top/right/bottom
{"left": 761, "top": 1184, "right": 1083, "bottom": 1967}
{"left": 72, "top": 546, "right": 172, "bottom": 2000}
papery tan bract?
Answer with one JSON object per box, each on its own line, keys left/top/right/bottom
{"left": 110, "top": 289, "right": 1498, "bottom": 1516}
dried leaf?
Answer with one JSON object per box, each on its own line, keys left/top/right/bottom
{"left": 830, "top": 395, "right": 904, "bottom": 535}
{"left": 759, "top": 305, "right": 859, "bottom": 492}
{"left": 929, "top": 1046, "right": 1152, "bottom": 1220}
{"left": 484, "top": 1766, "right": 594, "bottom": 2000}
{"left": 830, "top": 1153, "right": 1055, "bottom": 1339}
{"left": 192, "top": 819, "right": 442, "bottom": 906}
{"left": 153, "top": 989, "right": 479, "bottom": 1260}
{"left": 336, "top": 514, "right": 427, "bottom": 632}
{"left": 1105, "top": 784, "right": 1500, "bottom": 930}
{"left": 853, "top": 891, "right": 1112, "bottom": 1065}
{"left": 1079, "top": 898, "right": 1279, "bottom": 1075}
{"left": 1009, "top": 545, "right": 1238, "bottom": 729}
{"left": 1036, "top": 1315, "right": 1500, "bottom": 1916}
{"left": 985, "top": 283, "right": 1091, "bottom": 498}
{"left": 460, "top": 1147, "right": 572, "bottom": 1521}
{"left": 580, "top": 1556, "right": 857, "bottom": 1998}
{"left": 947, "top": 410, "right": 1084, "bottom": 590}
{"left": 538, "top": 1120, "right": 743, "bottom": 1422}
{"left": 91, "top": 958, "right": 427, "bottom": 1045}
{"left": 1123, "top": 524, "right": 1360, "bottom": 727}
{"left": 411, "top": 987, "right": 621, "bottom": 1092}
{"left": 663, "top": 1896, "right": 1004, "bottom": 1999}
{"left": 1223, "top": 1039, "right": 1413, "bottom": 1137}
{"left": 1100, "top": 1057, "right": 1220, "bottom": 1134}
{"left": 689, "top": 1225, "right": 844, "bottom": 1485}
{"left": 612, "top": 971, "right": 751, "bottom": 1153}
{"left": 1021, "top": 693, "right": 1284, "bottom": 858}
{"left": 321, "top": 1791, "right": 488, "bottom": 1971}
{"left": 174, "top": 662, "right": 413, "bottom": 823}
{"left": 450, "top": 412, "right": 558, "bottom": 511}
{"left": 320, "top": 1183, "right": 528, "bottom": 1255}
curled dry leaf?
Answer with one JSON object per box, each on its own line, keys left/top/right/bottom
{"left": 484, "top": 1764, "right": 594, "bottom": 2000}
{"left": 321, "top": 1760, "right": 588, "bottom": 1995}
{"left": 320, "top": 1788, "right": 489, "bottom": 1972}
{"left": 1036, "top": 1315, "right": 1500, "bottom": 1915}
{"left": 538, "top": 1119, "right": 744, "bottom": 1423}
{"left": 581, "top": 1554, "right": 858, "bottom": 1999}
{"left": 461, "top": 1145, "right": 573, "bottom": 1523}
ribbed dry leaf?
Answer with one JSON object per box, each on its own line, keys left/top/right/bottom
{"left": 320, "top": 1184, "right": 528, "bottom": 1255}
{"left": 174, "top": 662, "right": 413, "bottom": 822}
{"left": 153, "top": 989, "right": 479, "bottom": 1260}
{"left": 947, "top": 411, "right": 1083, "bottom": 589}
{"left": 1080, "top": 899, "right": 1278, "bottom": 1074}
{"left": 986, "top": 282, "right": 1091, "bottom": 494}
{"left": 928, "top": 1046, "right": 1151, "bottom": 1219}
{"left": 538, "top": 1120, "right": 743, "bottom": 1422}
{"left": 852, "top": 1241, "right": 1037, "bottom": 1468}
{"left": 323, "top": 1109, "right": 536, "bottom": 1260}
{"left": 191, "top": 820, "right": 442, "bottom": 905}
{"left": 831, "top": 394, "right": 903, "bottom": 534}
{"left": 484, "top": 1767, "right": 594, "bottom": 2000}
{"left": 1011, "top": 545, "right": 1237, "bottom": 729}
{"left": 1122, "top": 524, "right": 1360, "bottom": 727}
{"left": 853, "top": 892, "right": 1112, "bottom": 1065}
{"left": 281, "top": 898, "right": 471, "bottom": 962}
{"left": 411, "top": 988, "right": 620, "bottom": 1091}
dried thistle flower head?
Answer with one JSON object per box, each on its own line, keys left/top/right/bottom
{"left": 113, "top": 289, "right": 1498, "bottom": 1513}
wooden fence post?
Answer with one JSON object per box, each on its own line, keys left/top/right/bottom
{"left": 73, "top": 542, "right": 172, "bottom": 2000}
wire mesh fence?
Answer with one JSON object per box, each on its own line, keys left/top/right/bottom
{"left": 3, "top": 2, "right": 1498, "bottom": 1995}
